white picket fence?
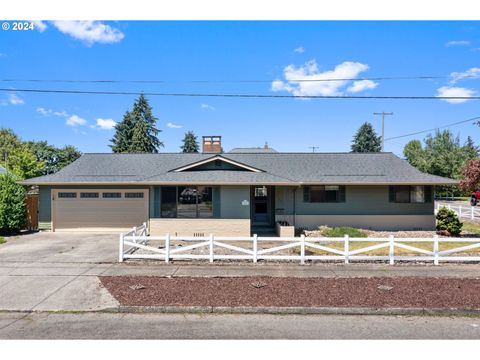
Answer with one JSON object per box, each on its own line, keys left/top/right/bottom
{"left": 119, "top": 226, "right": 480, "bottom": 265}
{"left": 435, "top": 203, "right": 480, "bottom": 220}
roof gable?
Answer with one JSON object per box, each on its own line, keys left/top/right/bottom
{"left": 171, "top": 155, "right": 264, "bottom": 173}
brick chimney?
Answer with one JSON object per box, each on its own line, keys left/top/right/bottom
{"left": 264, "top": 142, "right": 269, "bottom": 149}
{"left": 202, "top": 136, "right": 222, "bottom": 153}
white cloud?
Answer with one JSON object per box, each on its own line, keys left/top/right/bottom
{"left": 66, "top": 114, "right": 87, "bottom": 127}
{"left": 37, "top": 107, "right": 68, "bottom": 117}
{"left": 436, "top": 86, "right": 476, "bottom": 104}
{"left": 449, "top": 67, "right": 480, "bottom": 84}
{"left": 347, "top": 79, "right": 378, "bottom": 93}
{"left": 37, "top": 107, "right": 51, "bottom": 116}
{"left": 8, "top": 94, "right": 24, "bottom": 105}
{"left": 294, "top": 46, "right": 305, "bottom": 53}
{"left": 201, "top": 104, "right": 215, "bottom": 110}
{"left": 54, "top": 110, "right": 69, "bottom": 117}
{"left": 31, "top": 21, "right": 48, "bottom": 32}
{"left": 167, "top": 122, "right": 183, "bottom": 129}
{"left": 445, "top": 40, "right": 470, "bottom": 47}
{"left": 95, "top": 118, "right": 117, "bottom": 130}
{"left": 271, "top": 60, "right": 372, "bottom": 97}
{"left": 51, "top": 21, "right": 124, "bottom": 45}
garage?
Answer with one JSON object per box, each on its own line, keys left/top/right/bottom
{"left": 51, "top": 189, "right": 149, "bottom": 231}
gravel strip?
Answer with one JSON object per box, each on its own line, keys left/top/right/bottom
{"left": 99, "top": 276, "right": 480, "bottom": 309}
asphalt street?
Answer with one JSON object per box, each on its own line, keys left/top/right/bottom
{"left": 0, "top": 312, "right": 479, "bottom": 339}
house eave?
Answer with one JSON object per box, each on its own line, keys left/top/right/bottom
{"left": 24, "top": 180, "right": 459, "bottom": 186}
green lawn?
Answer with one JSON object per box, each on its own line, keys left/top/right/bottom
{"left": 462, "top": 222, "right": 480, "bottom": 235}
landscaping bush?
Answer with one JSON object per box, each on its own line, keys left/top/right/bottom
{"left": 0, "top": 174, "right": 26, "bottom": 235}
{"left": 0, "top": 236, "right": 5, "bottom": 244}
{"left": 318, "top": 225, "right": 368, "bottom": 238}
{"left": 436, "top": 207, "right": 463, "bottom": 236}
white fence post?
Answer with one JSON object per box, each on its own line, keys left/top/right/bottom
{"left": 253, "top": 234, "right": 258, "bottom": 263}
{"left": 344, "top": 234, "right": 349, "bottom": 264}
{"left": 472, "top": 206, "right": 475, "bottom": 220}
{"left": 118, "top": 233, "right": 124, "bottom": 262}
{"left": 389, "top": 235, "right": 395, "bottom": 265}
{"left": 165, "top": 233, "right": 170, "bottom": 263}
{"left": 459, "top": 206, "right": 462, "bottom": 218}
{"left": 143, "top": 222, "right": 147, "bottom": 236}
{"left": 300, "top": 234, "right": 305, "bottom": 265}
{"left": 209, "top": 234, "right": 214, "bottom": 263}
{"left": 433, "top": 235, "right": 439, "bottom": 265}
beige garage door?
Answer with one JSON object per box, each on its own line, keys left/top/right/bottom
{"left": 52, "top": 189, "right": 149, "bottom": 231}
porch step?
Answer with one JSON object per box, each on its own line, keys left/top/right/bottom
{"left": 251, "top": 226, "right": 277, "bottom": 237}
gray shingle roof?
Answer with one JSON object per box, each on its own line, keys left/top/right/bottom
{"left": 229, "top": 147, "right": 277, "bottom": 153}
{"left": 21, "top": 152, "right": 457, "bottom": 185}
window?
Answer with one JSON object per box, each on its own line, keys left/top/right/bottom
{"left": 303, "top": 186, "right": 345, "bottom": 203}
{"left": 125, "top": 192, "right": 144, "bottom": 198}
{"left": 254, "top": 186, "right": 268, "bottom": 198}
{"left": 80, "top": 192, "right": 99, "bottom": 198}
{"left": 58, "top": 192, "right": 77, "bottom": 198}
{"left": 410, "top": 186, "right": 425, "bottom": 203}
{"left": 161, "top": 186, "right": 213, "bottom": 218}
{"left": 178, "top": 186, "right": 198, "bottom": 218}
{"left": 102, "top": 192, "right": 122, "bottom": 198}
{"left": 197, "top": 186, "right": 213, "bottom": 218}
{"left": 389, "top": 186, "right": 431, "bottom": 203}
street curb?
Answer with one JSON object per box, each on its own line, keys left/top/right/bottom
{"left": 110, "top": 305, "right": 480, "bottom": 316}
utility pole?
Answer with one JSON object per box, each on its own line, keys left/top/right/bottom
{"left": 373, "top": 112, "right": 393, "bottom": 152}
{"left": 308, "top": 146, "right": 319, "bottom": 153}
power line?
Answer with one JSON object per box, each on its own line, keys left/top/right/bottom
{"left": 384, "top": 116, "right": 480, "bottom": 141}
{"left": 1, "top": 75, "right": 479, "bottom": 84}
{"left": 1, "top": 87, "right": 480, "bottom": 100}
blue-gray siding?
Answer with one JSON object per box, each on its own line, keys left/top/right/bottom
{"left": 275, "top": 185, "right": 434, "bottom": 216}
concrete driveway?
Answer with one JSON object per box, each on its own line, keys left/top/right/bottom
{"left": 0, "top": 232, "right": 120, "bottom": 312}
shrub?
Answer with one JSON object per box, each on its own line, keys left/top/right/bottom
{"left": 318, "top": 225, "right": 368, "bottom": 238}
{"left": 0, "top": 174, "right": 26, "bottom": 235}
{"left": 436, "top": 207, "right": 463, "bottom": 236}
{"left": 0, "top": 236, "right": 5, "bottom": 244}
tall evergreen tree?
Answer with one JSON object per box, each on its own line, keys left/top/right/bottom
{"left": 351, "top": 122, "right": 381, "bottom": 153}
{"left": 130, "top": 94, "right": 163, "bottom": 153}
{"left": 131, "top": 119, "right": 152, "bottom": 153}
{"left": 109, "top": 111, "right": 136, "bottom": 153}
{"left": 109, "top": 94, "right": 163, "bottom": 153}
{"left": 180, "top": 131, "right": 199, "bottom": 153}
{"left": 463, "top": 136, "right": 479, "bottom": 160}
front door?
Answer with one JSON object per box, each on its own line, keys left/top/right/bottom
{"left": 251, "top": 186, "right": 272, "bottom": 225}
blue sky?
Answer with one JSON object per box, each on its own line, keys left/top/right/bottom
{"left": 0, "top": 21, "right": 479, "bottom": 155}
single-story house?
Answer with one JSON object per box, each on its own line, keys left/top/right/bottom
{"left": 22, "top": 136, "right": 457, "bottom": 236}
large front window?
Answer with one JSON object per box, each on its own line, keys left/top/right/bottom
{"left": 161, "top": 186, "right": 213, "bottom": 218}
{"left": 303, "top": 185, "right": 346, "bottom": 203}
